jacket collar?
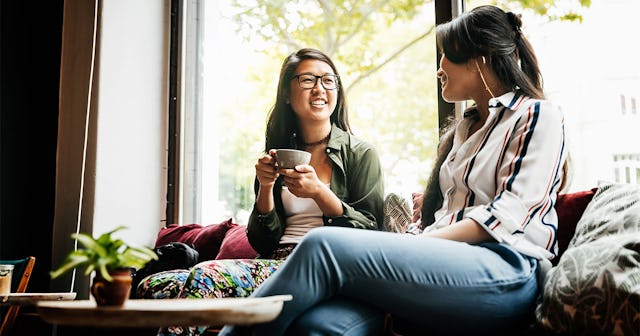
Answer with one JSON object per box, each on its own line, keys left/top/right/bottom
{"left": 327, "top": 123, "right": 349, "bottom": 150}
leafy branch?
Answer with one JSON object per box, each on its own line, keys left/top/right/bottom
{"left": 50, "top": 226, "right": 157, "bottom": 282}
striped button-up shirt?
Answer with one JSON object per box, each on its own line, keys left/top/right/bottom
{"left": 426, "top": 91, "right": 567, "bottom": 261}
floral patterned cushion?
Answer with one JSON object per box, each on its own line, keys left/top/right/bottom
{"left": 536, "top": 182, "right": 640, "bottom": 335}
{"left": 136, "top": 269, "right": 191, "bottom": 299}
{"left": 142, "top": 259, "right": 286, "bottom": 335}
{"left": 180, "top": 259, "right": 283, "bottom": 299}
{"left": 136, "top": 259, "right": 284, "bottom": 300}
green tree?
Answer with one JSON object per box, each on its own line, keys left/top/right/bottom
{"left": 231, "top": 0, "right": 590, "bottom": 93}
{"left": 215, "top": 0, "right": 591, "bottom": 217}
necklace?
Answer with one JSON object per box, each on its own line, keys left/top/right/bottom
{"left": 303, "top": 133, "right": 330, "bottom": 147}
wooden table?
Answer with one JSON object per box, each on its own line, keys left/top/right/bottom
{"left": 0, "top": 292, "right": 76, "bottom": 306}
{"left": 36, "top": 295, "right": 292, "bottom": 328}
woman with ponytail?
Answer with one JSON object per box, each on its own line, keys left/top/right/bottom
{"left": 220, "top": 6, "right": 568, "bottom": 336}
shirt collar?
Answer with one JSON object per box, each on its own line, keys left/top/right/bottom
{"left": 490, "top": 91, "right": 528, "bottom": 111}
{"left": 463, "top": 107, "right": 479, "bottom": 119}
{"left": 327, "top": 123, "right": 348, "bottom": 150}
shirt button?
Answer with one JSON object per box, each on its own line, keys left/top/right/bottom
{"left": 327, "top": 218, "right": 333, "bottom": 223}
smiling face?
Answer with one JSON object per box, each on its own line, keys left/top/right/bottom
{"left": 437, "top": 55, "right": 478, "bottom": 103}
{"left": 289, "top": 59, "right": 338, "bottom": 124}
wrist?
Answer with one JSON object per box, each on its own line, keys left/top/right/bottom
{"left": 314, "top": 182, "right": 332, "bottom": 198}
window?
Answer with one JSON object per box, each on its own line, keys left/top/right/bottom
{"left": 175, "top": 0, "right": 440, "bottom": 224}
{"left": 614, "top": 153, "right": 640, "bottom": 184}
{"left": 174, "top": 0, "right": 640, "bottom": 226}
{"left": 468, "top": 0, "right": 640, "bottom": 191}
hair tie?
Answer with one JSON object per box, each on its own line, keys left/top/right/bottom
{"left": 506, "top": 12, "right": 522, "bottom": 37}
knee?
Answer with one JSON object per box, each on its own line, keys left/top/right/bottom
{"left": 299, "top": 227, "right": 351, "bottom": 249}
{"left": 286, "top": 298, "right": 385, "bottom": 336}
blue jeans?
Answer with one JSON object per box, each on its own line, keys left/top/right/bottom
{"left": 219, "top": 227, "right": 539, "bottom": 336}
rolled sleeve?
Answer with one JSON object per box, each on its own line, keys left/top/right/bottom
{"left": 465, "top": 100, "right": 566, "bottom": 252}
{"left": 327, "top": 145, "right": 384, "bottom": 230}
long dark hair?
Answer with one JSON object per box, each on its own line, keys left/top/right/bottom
{"left": 421, "top": 6, "right": 571, "bottom": 226}
{"left": 436, "top": 5, "right": 544, "bottom": 99}
{"left": 265, "top": 48, "right": 350, "bottom": 152}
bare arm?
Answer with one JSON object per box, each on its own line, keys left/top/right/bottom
{"left": 423, "top": 218, "right": 494, "bottom": 244}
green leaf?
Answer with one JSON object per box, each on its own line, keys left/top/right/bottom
{"left": 84, "top": 264, "right": 95, "bottom": 276}
{"left": 50, "top": 252, "right": 90, "bottom": 279}
{"left": 559, "top": 12, "right": 583, "bottom": 23}
{"left": 72, "top": 232, "right": 107, "bottom": 258}
{"left": 97, "top": 263, "right": 112, "bottom": 282}
{"left": 128, "top": 246, "right": 159, "bottom": 260}
{"left": 50, "top": 226, "right": 157, "bottom": 282}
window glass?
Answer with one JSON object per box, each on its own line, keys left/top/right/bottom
{"left": 185, "top": 0, "right": 439, "bottom": 224}
{"left": 614, "top": 153, "right": 640, "bottom": 184}
{"left": 468, "top": 0, "right": 640, "bottom": 191}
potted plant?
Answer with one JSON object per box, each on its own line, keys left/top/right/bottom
{"left": 50, "top": 226, "right": 158, "bottom": 306}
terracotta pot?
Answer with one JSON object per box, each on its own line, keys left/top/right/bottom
{"left": 91, "top": 268, "right": 132, "bottom": 306}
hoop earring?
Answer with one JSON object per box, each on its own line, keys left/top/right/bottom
{"left": 475, "top": 59, "right": 495, "bottom": 98}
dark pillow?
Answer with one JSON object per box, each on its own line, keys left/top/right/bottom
{"left": 553, "top": 187, "right": 597, "bottom": 264}
{"left": 536, "top": 182, "right": 640, "bottom": 335}
{"left": 130, "top": 242, "right": 199, "bottom": 298}
{"left": 155, "top": 219, "right": 234, "bottom": 262}
{"left": 568, "top": 182, "right": 640, "bottom": 247}
{"left": 215, "top": 224, "right": 258, "bottom": 260}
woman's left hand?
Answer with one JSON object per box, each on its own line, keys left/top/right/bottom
{"left": 279, "top": 165, "right": 326, "bottom": 199}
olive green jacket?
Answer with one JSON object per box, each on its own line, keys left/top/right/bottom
{"left": 247, "top": 124, "right": 384, "bottom": 257}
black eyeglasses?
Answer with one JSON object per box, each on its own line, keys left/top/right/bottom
{"left": 291, "top": 74, "right": 339, "bottom": 90}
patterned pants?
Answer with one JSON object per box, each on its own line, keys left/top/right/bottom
{"left": 136, "top": 244, "right": 295, "bottom": 336}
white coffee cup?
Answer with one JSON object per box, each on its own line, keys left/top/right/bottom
{"left": 274, "top": 149, "right": 311, "bottom": 169}
{"left": 0, "top": 264, "right": 14, "bottom": 294}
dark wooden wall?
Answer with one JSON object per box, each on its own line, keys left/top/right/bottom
{"left": 0, "top": 0, "right": 63, "bottom": 294}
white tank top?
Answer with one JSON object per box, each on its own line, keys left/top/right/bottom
{"left": 279, "top": 186, "right": 325, "bottom": 244}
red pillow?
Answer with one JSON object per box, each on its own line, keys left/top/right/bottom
{"left": 215, "top": 224, "right": 258, "bottom": 260}
{"left": 156, "top": 223, "right": 202, "bottom": 247}
{"left": 553, "top": 188, "right": 597, "bottom": 264}
{"left": 156, "top": 219, "right": 234, "bottom": 262}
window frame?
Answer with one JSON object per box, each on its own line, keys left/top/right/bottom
{"left": 166, "top": 0, "right": 461, "bottom": 224}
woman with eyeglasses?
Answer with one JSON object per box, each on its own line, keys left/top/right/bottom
{"left": 219, "top": 5, "right": 568, "bottom": 336}
{"left": 248, "top": 47, "right": 384, "bottom": 260}
{"left": 154, "top": 48, "right": 384, "bottom": 336}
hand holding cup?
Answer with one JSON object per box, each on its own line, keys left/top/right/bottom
{"left": 255, "top": 151, "right": 280, "bottom": 187}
